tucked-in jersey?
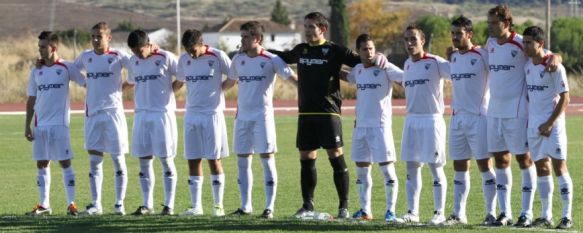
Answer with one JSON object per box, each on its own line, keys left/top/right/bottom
{"left": 403, "top": 53, "right": 450, "bottom": 115}
{"left": 486, "top": 32, "right": 528, "bottom": 118}
{"left": 525, "top": 55, "right": 569, "bottom": 128}
{"left": 450, "top": 47, "right": 490, "bottom": 116}
{"left": 75, "top": 48, "right": 131, "bottom": 116}
{"left": 347, "top": 63, "right": 403, "bottom": 128}
{"left": 177, "top": 46, "right": 231, "bottom": 114}
{"left": 271, "top": 41, "right": 360, "bottom": 114}
{"left": 27, "top": 59, "right": 86, "bottom": 126}
{"left": 127, "top": 49, "right": 178, "bottom": 112}
{"left": 228, "top": 49, "right": 295, "bottom": 120}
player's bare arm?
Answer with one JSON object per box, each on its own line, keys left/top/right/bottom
{"left": 287, "top": 74, "right": 298, "bottom": 87}
{"left": 24, "top": 96, "right": 36, "bottom": 141}
{"left": 172, "top": 80, "right": 183, "bottom": 92}
{"left": 539, "top": 91, "right": 570, "bottom": 137}
{"left": 221, "top": 78, "right": 237, "bottom": 91}
{"left": 546, "top": 53, "right": 563, "bottom": 72}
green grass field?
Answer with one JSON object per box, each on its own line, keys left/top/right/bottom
{"left": 0, "top": 114, "right": 581, "bottom": 232}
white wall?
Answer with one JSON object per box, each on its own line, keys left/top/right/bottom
{"left": 203, "top": 32, "right": 301, "bottom": 53}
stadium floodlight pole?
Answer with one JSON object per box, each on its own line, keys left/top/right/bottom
{"left": 176, "top": 0, "right": 181, "bottom": 55}
{"left": 546, "top": 0, "right": 551, "bottom": 49}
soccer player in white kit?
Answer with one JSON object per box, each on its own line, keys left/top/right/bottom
{"left": 484, "top": 5, "right": 561, "bottom": 227}
{"left": 75, "top": 22, "right": 130, "bottom": 216}
{"left": 174, "top": 29, "right": 231, "bottom": 217}
{"left": 126, "top": 30, "right": 179, "bottom": 216}
{"left": 344, "top": 34, "right": 403, "bottom": 222}
{"left": 222, "top": 21, "right": 297, "bottom": 219}
{"left": 522, "top": 26, "right": 573, "bottom": 229}
{"left": 25, "top": 31, "right": 85, "bottom": 216}
{"left": 444, "top": 16, "right": 497, "bottom": 226}
{"left": 396, "top": 25, "right": 450, "bottom": 225}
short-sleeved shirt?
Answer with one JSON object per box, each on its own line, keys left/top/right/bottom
{"left": 486, "top": 32, "right": 528, "bottom": 118}
{"left": 127, "top": 49, "right": 178, "bottom": 112}
{"left": 347, "top": 63, "right": 403, "bottom": 127}
{"left": 450, "top": 47, "right": 490, "bottom": 116}
{"left": 176, "top": 46, "right": 231, "bottom": 114}
{"left": 27, "top": 59, "right": 86, "bottom": 126}
{"left": 525, "top": 55, "right": 569, "bottom": 128}
{"left": 402, "top": 53, "right": 450, "bottom": 115}
{"left": 228, "top": 49, "right": 295, "bottom": 120}
{"left": 75, "top": 48, "right": 131, "bottom": 116}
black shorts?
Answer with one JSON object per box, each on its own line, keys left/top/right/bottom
{"left": 296, "top": 114, "right": 343, "bottom": 151}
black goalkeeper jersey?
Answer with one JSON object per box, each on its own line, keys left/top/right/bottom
{"left": 271, "top": 41, "right": 360, "bottom": 114}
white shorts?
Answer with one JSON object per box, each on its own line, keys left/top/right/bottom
{"left": 449, "top": 113, "right": 491, "bottom": 160}
{"left": 528, "top": 122, "right": 567, "bottom": 161}
{"left": 350, "top": 127, "right": 396, "bottom": 163}
{"left": 401, "top": 115, "right": 446, "bottom": 165}
{"left": 131, "top": 111, "right": 177, "bottom": 158}
{"left": 32, "top": 125, "right": 73, "bottom": 161}
{"left": 84, "top": 108, "right": 129, "bottom": 155}
{"left": 487, "top": 117, "right": 528, "bottom": 154}
{"left": 233, "top": 116, "right": 277, "bottom": 155}
{"left": 184, "top": 111, "right": 229, "bottom": 160}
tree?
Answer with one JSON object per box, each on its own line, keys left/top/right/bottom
{"left": 329, "top": 0, "right": 350, "bottom": 47}
{"left": 415, "top": 15, "right": 451, "bottom": 58}
{"left": 270, "top": 0, "right": 290, "bottom": 25}
{"left": 551, "top": 17, "right": 583, "bottom": 72}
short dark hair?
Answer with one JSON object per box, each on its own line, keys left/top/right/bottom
{"left": 355, "top": 34, "right": 373, "bottom": 50}
{"left": 488, "top": 4, "right": 513, "bottom": 29}
{"left": 127, "top": 30, "right": 149, "bottom": 48}
{"left": 182, "top": 29, "right": 203, "bottom": 47}
{"left": 304, "top": 12, "right": 328, "bottom": 30}
{"left": 240, "top": 21, "right": 264, "bottom": 44}
{"left": 92, "top": 22, "right": 111, "bottom": 34}
{"left": 38, "top": 31, "right": 59, "bottom": 46}
{"left": 523, "top": 26, "right": 545, "bottom": 43}
{"left": 405, "top": 24, "right": 425, "bottom": 40}
{"left": 451, "top": 15, "right": 473, "bottom": 33}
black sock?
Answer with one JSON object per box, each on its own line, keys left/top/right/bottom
{"left": 329, "top": 155, "right": 349, "bottom": 209}
{"left": 300, "top": 159, "right": 316, "bottom": 210}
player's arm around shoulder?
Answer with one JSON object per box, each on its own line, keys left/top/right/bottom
{"left": 222, "top": 53, "right": 240, "bottom": 91}
{"left": 63, "top": 61, "right": 86, "bottom": 87}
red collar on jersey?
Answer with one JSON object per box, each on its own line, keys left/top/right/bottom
{"left": 540, "top": 54, "right": 552, "bottom": 66}
{"left": 498, "top": 32, "right": 523, "bottom": 51}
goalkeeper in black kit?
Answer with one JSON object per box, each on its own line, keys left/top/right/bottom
{"left": 270, "top": 11, "right": 389, "bottom": 219}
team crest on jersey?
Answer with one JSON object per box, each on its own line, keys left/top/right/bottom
{"left": 208, "top": 60, "right": 214, "bottom": 67}
{"left": 453, "top": 57, "right": 457, "bottom": 63}
{"left": 321, "top": 48, "right": 329, "bottom": 56}
{"left": 186, "top": 60, "right": 191, "bottom": 66}
{"left": 539, "top": 71, "right": 545, "bottom": 78}
{"left": 38, "top": 71, "right": 43, "bottom": 76}
{"left": 358, "top": 69, "right": 362, "bottom": 75}
{"left": 155, "top": 60, "right": 162, "bottom": 66}
{"left": 373, "top": 69, "right": 380, "bottom": 77}
{"left": 406, "top": 64, "right": 410, "bottom": 70}
{"left": 107, "top": 57, "right": 114, "bottom": 64}
{"left": 470, "top": 59, "right": 477, "bottom": 65}
{"left": 302, "top": 48, "right": 308, "bottom": 54}
{"left": 424, "top": 63, "right": 431, "bottom": 70}
{"left": 260, "top": 62, "right": 266, "bottom": 69}
{"left": 511, "top": 50, "right": 518, "bottom": 58}
{"left": 135, "top": 60, "right": 139, "bottom": 66}
{"left": 88, "top": 58, "right": 93, "bottom": 63}
{"left": 490, "top": 48, "right": 495, "bottom": 53}
{"left": 56, "top": 69, "right": 63, "bottom": 75}
{"left": 241, "top": 60, "right": 246, "bottom": 66}
{"left": 526, "top": 69, "right": 530, "bottom": 75}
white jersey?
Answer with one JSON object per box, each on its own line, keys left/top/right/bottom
{"left": 450, "top": 47, "right": 490, "bottom": 116}
{"left": 486, "top": 32, "right": 528, "bottom": 118}
{"left": 525, "top": 55, "right": 569, "bottom": 128}
{"left": 177, "top": 46, "right": 231, "bottom": 114}
{"left": 27, "top": 59, "right": 85, "bottom": 126}
{"left": 228, "top": 49, "right": 295, "bottom": 120}
{"left": 347, "top": 63, "right": 403, "bottom": 127}
{"left": 403, "top": 53, "right": 450, "bottom": 115}
{"left": 75, "top": 48, "right": 131, "bottom": 116}
{"left": 127, "top": 49, "right": 178, "bottom": 112}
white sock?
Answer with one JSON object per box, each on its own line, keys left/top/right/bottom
{"left": 429, "top": 163, "right": 447, "bottom": 214}
{"left": 139, "top": 159, "right": 154, "bottom": 209}
{"left": 37, "top": 167, "right": 51, "bottom": 208}
{"left": 356, "top": 166, "right": 372, "bottom": 214}
{"left": 557, "top": 173, "right": 573, "bottom": 219}
{"left": 480, "top": 169, "right": 497, "bottom": 216}
{"left": 496, "top": 167, "right": 512, "bottom": 216}
{"left": 237, "top": 156, "right": 253, "bottom": 212}
{"left": 111, "top": 155, "right": 127, "bottom": 206}
{"left": 188, "top": 176, "right": 203, "bottom": 210}
{"left": 406, "top": 162, "right": 422, "bottom": 215}
{"left": 453, "top": 171, "right": 470, "bottom": 217}
{"left": 89, "top": 155, "right": 103, "bottom": 208}
{"left": 62, "top": 166, "right": 76, "bottom": 204}
{"left": 261, "top": 157, "right": 277, "bottom": 211}
{"left": 379, "top": 163, "right": 398, "bottom": 213}
{"left": 537, "top": 175, "right": 553, "bottom": 220}
{"left": 211, "top": 174, "right": 225, "bottom": 206}
{"left": 521, "top": 165, "right": 537, "bottom": 218}
{"left": 159, "top": 157, "right": 177, "bottom": 209}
